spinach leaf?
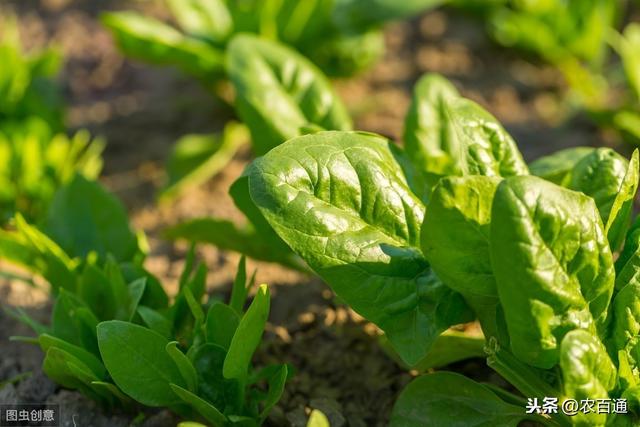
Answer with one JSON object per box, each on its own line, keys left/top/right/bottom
{"left": 403, "top": 73, "right": 462, "bottom": 192}
{"left": 610, "top": 281, "right": 640, "bottom": 375}
{"left": 528, "top": 146, "right": 595, "bottom": 186}
{"left": 101, "top": 12, "right": 225, "bottom": 81}
{"left": 43, "top": 175, "right": 139, "bottom": 262}
{"left": 223, "top": 284, "right": 270, "bottom": 383}
{"left": 568, "top": 148, "right": 639, "bottom": 249}
{"left": 389, "top": 371, "right": 544, "bottom": 427}
{"left": 422, "top": 175, "right": 501, "bottom": 298}
{"left": 97, "top": 320, "right": 186, "bottom": 406}
{"left": 249, "top": 131, "right": 471, "bottom": 365}
{"left": 491, "top": 175, "right": 614, "bottom": 369}
{"left": 226, "top": 34, "right": 352, "bottom": 154}
{"left": 405, "top": 77, "right": 527, "bottom": 191}
{"left": 560, "top": 330, "right": 616, "bottom": 427}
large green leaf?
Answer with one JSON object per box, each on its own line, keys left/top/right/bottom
{"left": 491, "top": 176, "right": 614, "bottom": 369}
{"left": 528, "top": 146, "right": 594, "bottom": 186}
{"left": 567, "top": 148, "right": 638, "bottom": 249}
{"left": 610, "top": 281, "right": 640, "bottom": 377}
{"left": 560, "top": 330, "right": 616, "bottom": 426}
{"left": 101, "top": 12, "right": 224, "bottom": 80}
{"left": 422, "top": 175, "right": 501, "bottom": 298}
{"left": 43, "top": 175, "right": 138, "bottom": 262}
{"left": 97, "top": 321, "right": 186, "bottom": 406}
{"left": 249, "top": 130, "right": 471, "bottom": 365}
{"left": 389, "top": 371, "right": 541, "bottom": 427}
{"left": 404, "top": 75, "right": 528, "bottom": 191}
{"left": 226, "top": 34, "right": 352, "bottom": 154}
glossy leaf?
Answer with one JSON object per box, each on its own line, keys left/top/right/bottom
{"left": 224, "top": 284, "right": 270, "bottom": 382}
{"left": 226, "top": 34, "right": 352, "bottom": 154}
{"left": 611, "top": 281, "right": 640, "bottom": 375}
{"left": 97, "top": 320, "right": 186, "bottom": 406}
{"left": 403, "top": 73, "right": 461, "bottom": 191}
{"left": 422, "top": 175, "right": 501, "bottom": 298}
{"left": 567, "top": 148, "right": 638, "bottom": 249}
{"left": 560, "top": 330, "right": 616, "bottom": 426}
{"left": 491, "top": 176, "right": 614, "bottom": 369}
{"left": 389, "top": 371, "right": 539, "bottom": 427}
{"left": 528, "top": 146, "right": 594, "bottom": 186}
{"left": 249, "top": 131, "right": 472, "bottom": 365}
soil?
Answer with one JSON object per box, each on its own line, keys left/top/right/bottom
{"left": 0, "top": 1, "right": 612, "bottom": 426}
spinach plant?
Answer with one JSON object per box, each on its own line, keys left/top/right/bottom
{"left": 103, "top": 0, "right": 443, "bottom": 201}
{"left": 102, "top": 0, "right": 443, "bottom": 81}
{"left": 0, "top": 174, "right": 144, "bottom": 293}
{"left": 10, "top": 253, "right": 288, "bottom": 426}
{"left": 0, "top": 17, "right": 104, "bottom": 224}
{"left": 164, "top": 33, "right": 351, "bottom": 268}
{"left": 247, "top": 73, "right": 640, "bottom": 425}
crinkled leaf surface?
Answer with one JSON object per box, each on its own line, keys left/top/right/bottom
{"left": 528, "top": 146, "right": 594, "bottom": 186}
{"left": 249, "top": 131, "right": 471, "bottom": 365}
{"left": 422, "top": 175, "right": 501, "bottom": 298}
{"left": 560, "top": 330, "right": 616, "bottom": 426}
{"left": 226, "top": 34, "right": 352, "bottom": 154}
{"left": 491, "top": 176, "right": 614, "bottom": 369}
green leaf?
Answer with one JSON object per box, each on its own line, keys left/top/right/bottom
{"left": 43, "top": 175, "right": 138, "bottom": 262}
{"left": 0, "top": 214, "right": 76, "bottom": 293}
{"left": 560, "top": 330, "right": 616, "bottom": 426}
{"left": 120, "top": 262, "right": 169, "bottom": 309}
{"left": 126, "top": 278, "right": 146, "bottom": 321}
{"left": 403, "top": 73, "right": 461, "bottom": 192}
{"left": 52, "top": 290, "right": 100, "bottom": 354}
{"left": 404, "top": 76, "right": 528, "bottom": 189}
{"left": 491, "top": 176, "right": 615, "bottom": 369}
{"left": 166, "top": 0, "right": 232, "bottom": 43}
{"left": 229, "top": 256, "right": 249, "bottom": 313}
{"left": 97, "top": 320, "right": 186, "bottom": 406}
{"left": 101, "top": 12, "right": 224, "bottom": 80}
{"left": 610, "top": 281, "right": 640, "bottom": 376}
{"left": 389, "top": 371, "right": 540, "bottom": 427}
{"left": 166, "top": 341, "right": 199, "bottom": 393}
{"left": 160, "top": 123, "right": 249, "bottom": 201}
{"left": 567, "top": 148, "right": 638, "bottom": 249}
{"left": 170, "top": 383, "right": 227, "bottom": 427}
{"left": 137, "top": 305, "right": 172, "bottom": 338}
{"left": 422, "top": 175, "right": 501, "bottom": 298}
{"left": 259, "top": 365, "right": 288, "bottom": 421}
{"left": 249, "top": 131, "right": 471, "bottom": 365}
{"left": 529, "top": 146, "right": 594, "bottom": 186}
{"left": 164, "top": 217, "right": 301, "bottom": 269}
{"left": 190, "top": 343, "right": 235, "bottom": 411}
{"left": 42, "top": 347, "right": 104, "bottom": 402}
{"left": 78, "top": 263, "right": 116, "bottom": 321}
{"left": 226, "top": 34, "right": 352, "bottom": 154}
{"left": 38, "top": 334, "right": 106, "bottom": 379}
{"left": 206, "top": 302, "right": 240, "bottom": 350}
{"left": 382, "top": 329, "right": 486, "bottom": 371}
{"left": 223, "top": 284, "right": 270, "bottom": 382}
{"left": 605, "top": 150, "right": 640, "bottom": 251}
